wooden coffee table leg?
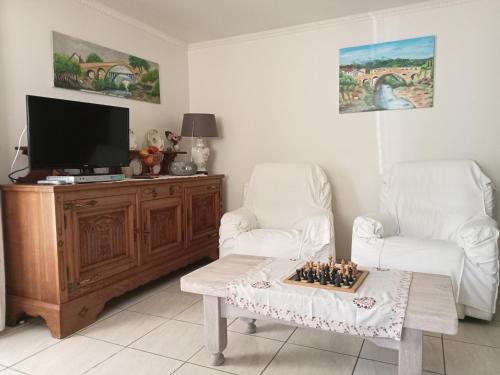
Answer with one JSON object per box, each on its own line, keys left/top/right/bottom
{"left": 203, "top": 295, "right": 227, "bottom": 366}
{"left": 398, "top": 328, "right": 422, "bottom": 375}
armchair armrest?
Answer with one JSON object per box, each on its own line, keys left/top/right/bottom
{"left": 300, "top": 210, "right": 334, "bottom": 245}
{"left": 457, "top": 216, "right": 499, "bottom": 263}
{"left": 353, "top": 212, "right": 398, "bottom": 241}
{"left": 219, "top": 207, "right": 258, "bottom": 246}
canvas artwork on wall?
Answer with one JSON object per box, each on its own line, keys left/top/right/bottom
{"left": 52, "top": 31, "right": 160, "bottom": 104}
{"left": 339, "top": 36, "right": 435, "bottom": 114}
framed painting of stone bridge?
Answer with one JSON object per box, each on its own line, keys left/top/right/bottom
{"left": 339, "top": 36, "right": 435, "bottom": 114}
{"left": 52, "top": 31, "right": 160, "bottom": 104}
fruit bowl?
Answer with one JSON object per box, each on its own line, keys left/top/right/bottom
{"left": 139, "top": 146, "right": 164, "bottom": 175}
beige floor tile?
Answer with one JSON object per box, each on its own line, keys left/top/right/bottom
{"left": 352, "top": 359, "right": 441, "bottom": 375}
{"left": 288, "top": 327, "right": 363, "bottom": 356}
{"left": 229, "top": 319, "right": 296, "bottom": 342}
{"left": 85, "top": 348, "right": 182, "bottom": 375}
{"left": 0, "top": 323, "right": 60, "bottom": 366}
{"left": 423, "top": 336, "right": 444, "bottom": 374}
{"left": 174, "top": 301, "right": 234, "bottom": 326}
{"left": 174, "top": 363, "right": 234, "bottom": 375}
{"left": 13, "top": 335, "right": 121, "bottom": 375}
{"left": 128, "top": 289, "right": 200, "bottom": 318}
{"left": 444, "top": 339, "right": 500, "bottom": 375}
{"left": 79, "top": 310, "right": 167, "bottom": 346}
{"left": 353, "top": 358, "right": 397, "bottom": 375}
{"left": 359, "top": 340, "right": 398, "bottom": 364}
{"left": 359, "top": 336, "right": 443, "bottom": 373}
{"left": 131, "top": 320, "right": 204, "bottom": 361}
{"left": 262, "top": 343, "right": 355, "bottom": 375}
{"left": 190, "top": 331, "right": 283, "bottom": 375}
{"left": 445, "top": 317, "right": 500, "bottom": 347}
{"left": 424, "top": 331, "right": 442, "bottom": 338}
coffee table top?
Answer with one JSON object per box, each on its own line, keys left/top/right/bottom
{"left": 181, "top": 254, "right": 458, "bottom": 335}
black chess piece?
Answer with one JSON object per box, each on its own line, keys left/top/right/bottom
{"left": 324, "top": 270, "right": 331, "bottom": 283}
{"left": 293, "top": 269, "right": 301, "bottom": 282}
{"left": 307, "top": 269, "right": 314, "bottom": 283}
{"left": 348, "top": 269, "right": 354, "bottom": 284}
{"left": 334, "top": 273, "right": 342, "bottom": 287}
{"left": 319, "top": 271, "right": 327, "bottom": 285}
{"left": 300, "top": 268, "right": 306, "bottom": 280}
{"left": 343, "top": 276, "right": 350, "bottom": 286}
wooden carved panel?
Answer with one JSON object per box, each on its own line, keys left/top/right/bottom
{"left": 142, "top": 197, "right": 183, "bottom": 264}
{"left": 150, "top": 206, "right": 179, "bottom": 253}
{"left": 191, "top": 193, "right": 217, "bottom": 236}
{"left": 68, "top": 193, "right": 138, "bottom": 293}
{"left": 78, "top": 211, "right": 126, "bottom": 268}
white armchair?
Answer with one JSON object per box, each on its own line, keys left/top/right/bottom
{"left": 352, "top": 160, "right": 499, "bottom": 320}
{"left": 220, "top": 163, "right": 335, "bottom": 261}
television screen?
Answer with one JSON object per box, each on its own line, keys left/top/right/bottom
{"left": 27, "top": 95, "right": 129, "bottom": 169}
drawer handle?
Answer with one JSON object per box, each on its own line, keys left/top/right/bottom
{"left": 207, "top": 185, "right": 217, "bottom": 190}
{"left": 144, "top": 188, "right": 158, "bottom": 197}
{"left": 74, "top": 200, "right": 98, "bottom": 209}
{"left": 64, "top": 200, "right": 98, "bottom": 209}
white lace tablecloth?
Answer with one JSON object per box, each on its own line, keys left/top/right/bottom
{"left": 226, "top": 258, "right": 412, "bottom": 340}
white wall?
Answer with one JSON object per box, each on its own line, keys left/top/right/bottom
{"left": 189, "top": 0, "right": 500, "bottom": 259}
{"left": 0, "top": 0, "right": 190, "bottom": 181}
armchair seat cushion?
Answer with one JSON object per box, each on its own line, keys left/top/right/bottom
{"left": 353, "top": 236, "right": 465, "bottom": 298}
{"left": 220, "top": 228, "right": 331, "bottom": 260}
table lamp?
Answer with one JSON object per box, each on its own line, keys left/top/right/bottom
{"left": 181, "top": 113, "right": 218, "bottom": 174}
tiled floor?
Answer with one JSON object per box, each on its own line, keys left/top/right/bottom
{"left": 0, "top": 268, "right": 499, "bottom": 375}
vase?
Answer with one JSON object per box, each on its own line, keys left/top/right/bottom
{"left": 191, "top": 137, "right": 210, "bottom": 173}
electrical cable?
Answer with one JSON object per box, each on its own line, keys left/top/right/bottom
{"left": 8, "top": 166, "right": 29, "bottom": 183}
{"left": 9, "top": 126, "right": 29, "bottom": 183}
{"left": 11, "top": 126, "right": 27, "bottom": 172}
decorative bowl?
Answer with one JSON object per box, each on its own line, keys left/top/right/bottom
{"left": 140, "top": 151, "right": 164, "bottom": 175}
{"left": 169, "top": 161, "right": 198, "bottom": 176}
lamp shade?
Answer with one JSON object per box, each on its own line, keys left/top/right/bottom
{"left": 181, "top": 113, "right": 218, "bottom": 137}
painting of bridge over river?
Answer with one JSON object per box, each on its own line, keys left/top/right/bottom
{"left": 339, "top": 36, "right": 435, "bottom": 114}
{"left": 52, "top": 32, "right": 160, "bottom": 104}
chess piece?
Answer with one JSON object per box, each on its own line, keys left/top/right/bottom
{"left": 334, "top": 273, "right": 342, "bottom": 287}
{"left": 293, "top": 269, "right": 302, "bottom": 282}
{"left": 307, "top": 269, "right": 314, "bottom": 283}
{"left": 348, "top": 269, "right": 354, "bottom": 284}
{"left": 319, "top": 272, "right": 327, "bottom": 285}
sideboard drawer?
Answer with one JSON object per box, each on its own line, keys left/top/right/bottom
{"left": 140, "top": 184, "right": 182, "bottom": 200}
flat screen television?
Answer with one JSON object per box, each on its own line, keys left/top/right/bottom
{"left": 26, "top": 95, "right": 129, "bottom": 170}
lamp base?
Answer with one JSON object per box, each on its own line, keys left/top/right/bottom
{"left": 191, "top": 137, "right": 210, "bottom": 174}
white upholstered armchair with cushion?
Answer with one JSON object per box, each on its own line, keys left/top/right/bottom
{"left": 219, "top": 163, "right": 335, "bottom": 261}
{"left": 352, "top": 160, "right": 499, "bottom": 320}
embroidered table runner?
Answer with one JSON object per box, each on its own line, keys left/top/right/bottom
{"left": 226, "top": 258, "right": 412, "bottom": 340}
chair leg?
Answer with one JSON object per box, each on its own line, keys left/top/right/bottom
{"left": 239, "top": 317, "right": 257, "bottom": 334}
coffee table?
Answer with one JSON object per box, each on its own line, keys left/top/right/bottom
{"left": 181, "top": 254, "right": 458, "bottom": 375}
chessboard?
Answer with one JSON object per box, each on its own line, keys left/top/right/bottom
{"left": 283, "top": 258, "right": 368, "bottom": 293}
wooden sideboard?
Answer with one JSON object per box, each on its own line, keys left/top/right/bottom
{"left": 1, "top": 175, "right": 223, "bottom": 338}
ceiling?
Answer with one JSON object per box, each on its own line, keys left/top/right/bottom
{"left": 93, "top": 0, "right": 427, "bottom": 43}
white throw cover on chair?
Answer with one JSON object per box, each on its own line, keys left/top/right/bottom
{"left": 220, "top": 163, "right": 335, "bottom": 261}
{"left": 352, "top": 160, "right": 499, "bottom": 320}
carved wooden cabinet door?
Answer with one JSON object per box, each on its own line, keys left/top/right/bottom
{"left": 141, "top": 197, "right": 183, "bottom": 264}
{"left": 184, "top": 182, "right": 221, "bottom": 247}
{"left": 64, "top": 193, "right": 139, "bottom": 293}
